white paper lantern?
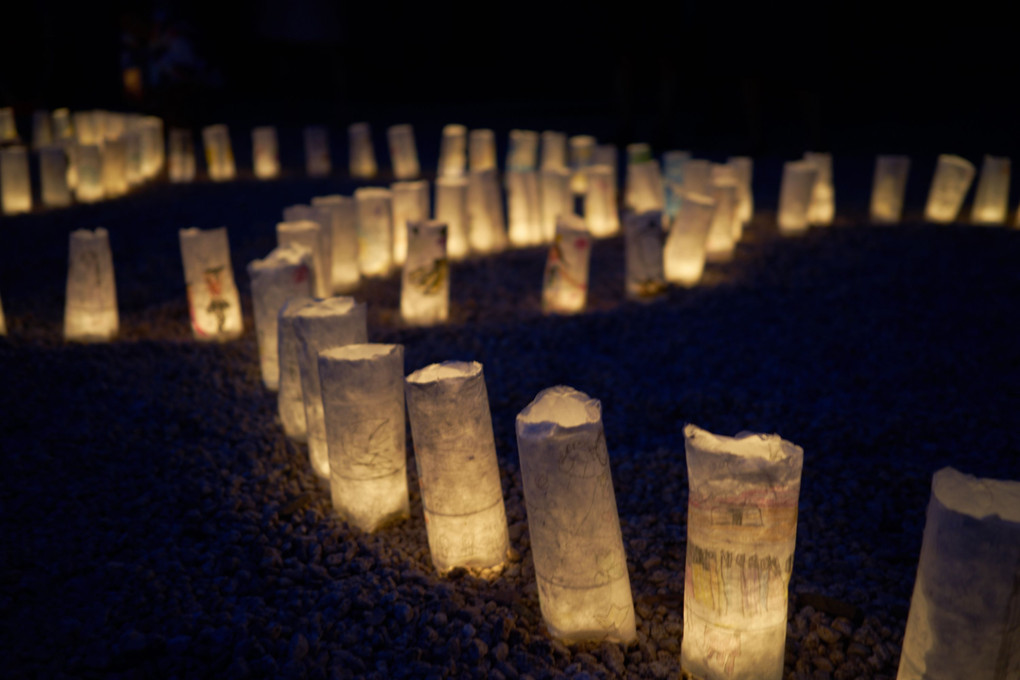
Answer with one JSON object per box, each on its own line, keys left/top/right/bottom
{"left": 803, "top": 151, "right": 835, "bottom": 225}
{"left": 168, "top": 128, "right": 196, "bottom": 183}
{"left": 252, "top": 126, "right": 280, "bottom": 179}
{"left": 625, "top": 160, "right": 665, "bottom": 213}
{"left": 924, "top": 154, "right": 975, "bottom": 224}
{"left": 585, "top": 164, "right": 620, "bottom": 238}
{"left": 74, "top": 144, "right": 105, "bottom": 203}
{"left": 727, "top": 156, "right": 754, "bottom": 227}
{"left": 123, "top": 130, "right": 143, "bottom": 187}
{"left": 683, "top": 159, "right": 712, "bottom": 196}
{"left": 73, "top": 110, "right": 100, "bottom": 146}
{"left": 507, "top": 170, "right": 543, "bottom": 247}
{"left": 101, "top": 137, "right": 128, "bottom": 198}
{"left": 870, "top": 155, "right": 911, "bottom": 224}
{"left": 64, "top": 228, "right": 118, "bottom": 342}
{"left": 247, "top": 244, "right": 314, "bottom": 391}
{"left": 624, "top": 210, "right": 666, "bottom": 299}
{"left": 52, "top": 108, "right": 72, "bottom": 140}
{"left": 681, "top": 424, "right": 804, "bottom": 680}
{"left": 393, "top": 180, "right": 435, "bottom": 268}
{"left": 201, "top": 124, "right": 235, "bottom": 181}
{"left": 318, "top": 343, "right": 409, "bottom": 530}
{"left": 1, "top": 146, "right": 32, "bottom": 215}
{"left": 438, "top": 124, "right": 467, "bottom": 179}
{"left": 304, "top": 125, "right": 331, "bottom": 177}
{"left": 467, "top": 169, "right": 507, "bottom": 254}
{"left": 507, "top": 129, "right": 539, "bottom": 172}
{"left": 387, "top": 124, "right": 420, "bottom": 180}
{"left": 516, "top": 385, "right": 636, "bottom": 643}
{"left": 435, "top": 177, "right": 470, "bottom": 259}
{"left": 401, "top": 220, "right": 449, "bottom": 326}
{"left": 970, "top": 155, "right": 1011, "bottom": 225}
{"left": 311, "top": 194, "right": 361, "bottom": 292}
{"left": 277, "top": 218, "right": 330, "bottom": 298}
{"left": 283, "top": 204, "right": 334, "bottom": 296}
{"left": 178, "top": 227, "right": 243, "bottom": 340}
{"left": 542, "top": 215, "right": 592, "bottom": 315}
{"left": 348, "top": 122, "right": 377, "bottom": 179}
{"left": 39, "top": 146, "right": 71, "bottom": 208}
{"left": 140, "top": 116, "right": 164, "bottom": 179}
{"left": 777, "top": 160, "right": 819, "bottom": 235}
{"left": 539, "top": 168, "right": 573, "bottom": 243}
{"left": 32, "top": 110, "right": 53, "bottom": 149}
{"left": 405, "top": 361, "right": 510, "bottom": 574}
{"left": 0, "top": 107, "right": 18, "bottom": 143}
{"left": 277, "top": 297, "right": 317, "bottom": 441}
{"left": 354, "top": 187, "right": 394, "bottom": 276}
{"left": 897, "top": 467, "right": 1020, "bottom": 680}
{"left": 540, "top": 130, "right": 567, "bottom": 171}
{"left": 664, "top": 192, "right": 716, "bottom": 286}
{"left": 593, "top": 145, "right": 617, "bottom": 184}
{"left": 705, "top": 167, "right": 739, "bottom": 262}
{"left": 469, "top": 129, "right": 496, "bottom": 173}
{"left": 663, "top": 150, "right": 691, "bottom": 219}
{"left": 569, "top": 135, "right": 596, "bottom": 194}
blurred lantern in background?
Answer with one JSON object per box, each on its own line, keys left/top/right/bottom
{"left": 437, "top": 124, "right": 467, "bottom": 179}
{"left": 469, "top": 129, "right": 496, "bottom": 173}
{"left": 727, "top": 156, "right": 754, "bottom": 227}
{"left": 178, "top": 227, "right": 243, "bottom": 341}
{"left": 277, "top": 297, "right": 317, "bottom": 441}
{"left": 74, "top": 144, "right": 105, "bottom": 203}
{"left": 663, "top": 150, "right": 691, "bottom": 220}
{"left": 507, "top": 170, "right": 542, "bottom": 247}
{"left": 311, "top": 194, "right": 360, "bottom": 292}
{"left": 539, "top": 167, "right": 573, "bottom": 242}
{"left": 467, "top": 169, "right": 507, "bottom": 254}
{"left": 541, "top": 215, "right": 591, "bottom": 315}
{"left": 64, "top": 228, "right": 118, "bottom": 342}
{"left": 970, "top": 155, "right": 1011, "bottom": 225}
{"left": 777, "top": 160, "right": 819, "bottom": 235}
{"left": 540, "top": 130, "right": 567, "bottom": 172}
{"left": 705, "top": 165, "right": 739, "bottom": 262}
{"left": 803, "top": 151, "right": 835, "bottom": 225}
{"left": 391, "top": 180, "right": 432, "bottom": 267}
{"left": 283, "top": 204, "right": 333, "bottom": 296}
{"left": 32, "top": 110, "right": 53, "bottom": 149}
{"left": 870, "top": 155, "right": 911, "bottom": 224}
{"left": 252, "top": 126, "right": 280, "bottom": 179}
{"left": 1, "top": 146, "right": 32, "bottom": 215}
{"left": 664, "top": 191, "right": 716, "bottom": 286}
{"left": 387, "top": 124, "right": 420, "bottom": 180}
{"left": 585, "top": 164, "right": 619, "bottom": 237}
{"left": 101, "top": 137, "right": 128, "bottom": 198}
{"left": 0, "top": 107, "right": 18, "bottom": 143}
{"left": 507, "top": 129, "right": 539, "bottom": 173}
{"left": 401, "top": 220, "right": 449, "bottom": 326}
{"left": 277, "top": 218, "right": 329, "bottom": 298}
{"left": 348, "top": 122, "right": 377, "bottom": 179}
{"left": 435, "top": 177, "right": 469, "bottom": 259}
{"left": 354, "top": 187, "right": 394, "bottom": 276}
{"left": 304, "top": 125, "right": 331, "bottom": 177}
{"left": 39, "top": 146, "right": 72, "bottom": 208}
{"left": 568, "top": 135, "right": 595, "bottom": 194}
{"left": 202, "top": 124, "right": 235, "bottom": 181}
{"left": 624, "top": 210, "right": 666, "bottom": 300}
{"left": 168, "top": 128, "right": 196, "bottom": 183}
{"left": 924, "top": 154, "right": 975, "bottom": 223}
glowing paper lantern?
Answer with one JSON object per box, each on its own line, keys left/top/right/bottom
{"left": 318, "top": 343, "right": 409, "bottom": 530}
{"left": 435, "top": 177, "right": 470, "bottom": 259}
{"left": 897, "top": 467, "right": 1020, "bottom": 680}
{"left": 727, "top": 156, "right": 754, "bottom": 226}
{"left": 405, "top": 361, "right": 510, "bottom": 573}
{"left": 348, "top": 122, "right": 377, "bottom": 178}
{"left": 469, "top": 129, "right": 496, "bottom": 172}
{"left": 970, "top": 155, "right": 1011, "bottom": 225}
{"left": 507, "top": 170, "right": 543, "bottom": 247}
{"left": 401, "top": 220, "right": 449, "bottom": 326}
{"left": 74, "top": 144, "right": 105, "bottom": 203}
{"left": 123, "top": 129, "right": 143, "bottom": 187}
{"left": 539, "top": 167, "right": 573, "bottom": 242}
{"left": 870, "top": 155, "right": 911, "bottom": 224}
{"left": 277, "top": 297, "right": 316, "bottom": 441}
{"left": 681, "top": 425, "right": 804, "bottom": 680}
{"left": 64, "top": 228, "right": 118, "bottom": 342}
{"left": 777, "top": 160, "right": 819, "bottom": 235}
{"left": 294, "top": 297, "right": 369, "bottom": 479}
{"left": 0, "top": 107, "right": 18, "bottom": 143}
{"left": 139, "top": 116, "right": 164, "bottom": 178}
{"left": 247, "top": 245, "right": 313, "bottom": 391}
{"left": 542, "top": 215, "right": 591, "bottom": 314}
{"left": 585, "top": 164, "right": 619, "bottom": 237}
{"left": 569, "top": 135, "right": 596, "bottom": 194}
{"left": 624, "top": 210, "right": 666, "bottom": 300}
{"left": 387, "top": 124, "right": 420, "bottom": 180}
{"left": 803, "top": 151, "right": 835, "bottom": 226}
{"left": 1, "top": 146, "right": 32, "bottom": 215}
{"left": 354, "top": 187, "right": 394, "bottom": 276}
{"left": 664, "top": 150, "right": 691, "bottom": 219}
{"left": 390, "top": 181, "right": 431, "bottom": 266}
{"left": 32, "top": 110, "right": 53, "bottom": 149}
{"left": 178, "top": 227, "right": 243, "bottom": 341}
{"left": 39, "top": 146, "right": 72, "bottom": 208}
{"left": 202, "top": 124, "right": 235, "bottom": 181}
{"left": 168, "top": 128, "right": 196, "bottom": 183}
{"left": 311, "top": 194, "right": 361, "bottom": 291}
{"left": 705, "top": 167, "right": 738, "bottom": 262}
{"left": 924, "top": 154, "right": 975, "bottom": 224}
{"left": 101, "top": 137, "right": 128, "bottom": 198}
{"left": 593, "top": 145, "right": 617, "bottom": 182}
{"left": 625, "top": 160, "right": 665, "bottom": 213}
{"left": 277, "top": 218, "right": 330, "bottom": 298}
{"left": 283, "top": 204, "right": 334, "bottom": 295}
{"left": 304, "top": 125, "right": 331, "bottom": 177}
{"left": 683, "top": 159, "right": 712, "bottom": 196}
{"left": 507, "top": 129, "right": 539, "bottom": 172}
{"left": 466, "top": 169, "right": 507, "bottom": 253}
{"left": 516, "top": 385, "right": 636, "bottom": 643}
{"left": 438, "top": 124, "right": 467, "bottom": 178}
{"left": 73, "top": 110, "right": 100, "bottom": 145}
{"left": 541, "top": 130, "right": 567, "bottom": 171}
{"left": 252, "top": 126, "right": 280, "bottom": 179}
{"left": 664, "top": 192, "right": 716, "bottom": 286}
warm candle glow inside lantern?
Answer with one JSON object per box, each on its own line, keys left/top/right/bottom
{"left": 435, "top": 177, "right": 470, "bottom": 259}
{"left": 401, "top": 220, "right": 449, "bottom": 326}
{"left": 663, "top": 150, "right": 691, "bottom": 219}
{"left": 970, "top": 155, "right": 1011, "bottom": 225}
{"left": 74, "top": 144, "right": 105, "bottom": 203}
{"left": 304, "top": 125, "right": 331, "bottom": 177}
{"left": 1, "top": 146, "right": 32, "bottom": 215}
{"left": 283, "top": 204, "right": 333, "bottom": 293}
{"left": 101, "top": 137, "right": 128, "bottom": 198}
{"left": 924, "top": 154, "right": 975, "bottom": 224}
{"left": 681, "top": 424, "right": 804, "bottom": 680}
{"left": 625, "top": 160, "right": 665, "bottom": 213}
{"left": 469, "top": 129, "right": 496, "bottom": 173}
{"left": 438, "top": 124, "right": 467, "bottom": 179}
{"left": 387, "top": 124, "right": 420, "bottom": 180}
{"left": 540, "top": 168, "right": 573, "bottom": 242}
{"left": 507, "top": 170, "right": 543, "bottom": 247}
{"left": 354, "top": 187, "right": 394, "bottom": 276}
{"left": 507, "top": 129, "right": 539, "bottom": 172}
{"left": 706, "top": 166, "right": 739, "bottom": 262}
{"left": 294, "top": 297, "right": 369, "bottom": 479}
{"left": 541, "top": 130, "right": 567, "bottom": 171}
{"left": 39, "top": 147, "right": 72, "bottom": 208}
{"left": 727, "top": 156, "right": 754, "bottom": 227}
{"left": 311, "top": 194, "right": 360, "bottom": 292}
{"left": 778, "top": 161, "right": 819, "bottom": 235}
{"left": 348, "top": 122, "right": 377, "bottom": 178}
{"left": 140, "top": 115, "right": 165, "bottom": 179}
{"left": 542, "top": 215, "right": 592, "bottom": 315}
{"left": 870, "top": 155, "right": 910, "bottom": 224}
{"left": 178, "top": 227, "right": 243, "bottom": 341}
{"left": 467, "top": 169, "right": 507, "bottom": 254}
{"left": 168, "top": 128, "right": 196, "bottom": 183}
{"left": 664, "top": 192, "right": 716, "bottom": 286}
{"left": 390, "top": 180, "right": 430, "bottom": 266}
{"left": 201, "top": 124, "right": 235, "bottom": 181}
{"left": 0, "top": 107, "right": 18, "bottom": 143}
{"left": 624, "top": 210, "right": 667, "bottom": 300}
{"left": 405, "top": 361, "right": 510, "bottom": 574}
{"left": 585, "top": 164, "right": 619, "bottom": 237}
{"left": 123, "top": 129, "right": 143, "bottom": 188}
{"left": 52, "top": 108, "right": 73, "bottom": 141}
{"left": 803, "top": 151, "right": 835, "bottom": 225}
{"left": 252, "top": 126, "right": 280, "bottom": 179}
{"left": 74, "top": 110, "right": 99, "bottom": 145}
{"left": 569, "top": 135, "right": 596, "bottom": 194}
{"left": 516, "top": 386, "right": 637, "bottom": 643}
{"left": 247, "top": 244, "right": 313, "bottom": 391}
{"left": 682, "top": 159, "right": 712, "bottom": 196}
{"left": 277, "top": 297, "right": 316, "bottom": 441}
{"left": 277, "top": 218, "right": 329, "bottom": 298}
{"left": 64, "top": 228, "right": 118, "bottom": 342}
{"left": 897, "top": 467, "right": 1020, "bottom": 680}
{"left": 318, "top": 343, "right": 409, "bottom": 531}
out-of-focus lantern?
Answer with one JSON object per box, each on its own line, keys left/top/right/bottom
{"left": 727, "top": 156, "right": 754, "bottom": 226}
{"left": 1, "top": 146, "right": 32, "bottom": 215}
{"left": 681, "top": 424, "right": 804, "bottom": 680}
{"left": 283, "top": 204, "right": 333, "bottom": 295}
{"left": 32, "top": 110, "right": 53, "bottom": 149}
{"left": 626, "top": 142, "right": 652, "bottom": 164}
{"left": 293, "top": 297, "right": 369, "bottom": 479}
{"left": 777, "top": 160, "right": 819, "bottom": 235}
{"left": 354, "top": 187, "right": 394, "bottom": 276}
{"left": 624, "top": 210, "right": 666, "bottom": 300}
{"left": 435, "top": 177, "right": 470, "bottom": 259}
{"left": 39, "top": 146, "right": 72, "bottom": 208}
{"left": 123, "top": 128, "right": 143, "bottom": 187}
{"left": 348, "top": 122, "right": 377, "bottom": 179}
{"left": 803, "top": 151, "right": 835, "bottom": 226}
{"left": 247, "top": 244, "right": 313, "bottom": 391}
{"left": 924, "top": 154, "right": 975, "bottom": 224}
{"left": 539, "top": 167, "right": 573, "bottom": 242}
{"left": 585, "top": 164, "right": 619, "bottom": 237}
{"left": 64, "top": 228, "right": 118, "bottom": 342}
{"left": 469, "top": 129, "right": 496, "bottom": 172}
{"left": 178, "top": 227, "right": 243, "bottom": 341}
{"left": 0, "top": 290, "right": 6, "bottom": 335}
{"left": 140, "top": 115, "right": 164, "bottom": 179}
{"left": 593, "top": 145, "right": 618, "bottom": 187}
{"left": 541, "top": 130, "right": 567, "bottom": 171}
{"left": 405, "top": 360, "right": 510, "bottom": 573}
{"left": 897, "top": 467, "right": 1020, "bottom": 680}
{"left": 515, "top": 385, "right": 637, "bottom": 643}
{"left": 202, "top": 124, "right": 235, "bottom": 181}
{"left": 387, "top": 124, "right": 420, "bottom": 180}
{"left": 705, "top": 166, "right": 739, "bottom": 261}
{"left": 304, "top": 125, "right": 331, "bottom": 177}
{"left": 52, "top": 108, "right": 73, "bottom": 140}
{"left": 311, "top": 194, "right": 360, "bottom": 292}
{"left": 542, "top": 215, "right": 591, "bottom": 315}
{"left": 507, "top": 170, "right": 543, "bottom": 247}
{"left": 664, "top": 150, "right": 691, "bottom": 219}
{"left": 277, "top": 218, "right": 329, "bottom": 298}
{"left": 401, "top": 220, "right": 449, "bottom": 326}
{"left": 467, "top": 169, "right": 507, "bottom": 253}
{"left": 870, "top": 155, "right": 911, "bottom": 224}
{"left": 664, "top": 192, "right": 716, "bottom": 286}
{"left": 0, "top": 107, "right": 18, "bottom": 143}
{"left": 252, "top": 126, "right": 280, "bottom": 179}
{"left": 438, "top": 124, "right": 467, "bottom": 178}
{"left": 73, "top": 110, "right": 99, "bottom": 145}
{"left": 101, "top": 137, "right": 128, "bottom": 198}
{"left": 168, "top": 128, "right": 196, "bottom": 183}
{"left": 74, "top": 144, "right": 105, "bottom": 203}
{"left": 970, "top": 155, "right": 1011, "bottom": 225}
{"left": 625, "top": 160, "right": 665, "bottom": 213}
{"left": 507, "top": 129, "right": 539, "bottom": 172}
{"left": 683, "top": 159, "right": 712, "bottom": 196}
{"left": 569, "top": 135, "right": 596, "bottom": 194}
{"left": 318, "top": 343, "right": 409, "bottom": 531}
{"left": 277, "top": 297, "right": 316, "bottom": 441}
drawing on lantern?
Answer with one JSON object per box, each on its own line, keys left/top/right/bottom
{"left": 178, "top": 227, "right": 243, "bottom": 341}
{"left": 542, "top": 216, "right": 591, "bottom": 315}
{"left": 401, "top": 220, "right": 449, "bottom": 326}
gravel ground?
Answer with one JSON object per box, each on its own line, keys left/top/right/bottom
{"left": 1, "top": 164, "right": 1018, "bottom": 680}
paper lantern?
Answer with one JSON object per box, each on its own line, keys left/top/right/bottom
{"left": 870, "top": 155, "right": 911, "bottom": 224}
{"left": 247, "top": 244, "right": 313, "bottom": 391}
{"left": 252, "top": 126, "right": 280, "bottom": 179}
{"left": 663, "top": 150, "right": 691, "bottom": 219}
{"left": 0, "top": 107, "right": 18, "bottom": 143}
{"left": 52, "top": 108, "right": 73, "bottom": 140}
{"left": 438, "top": 124, "right": 467, "bottom": 178}
{"left": 1, "top": 146, "right": 32, "bottom": 215}
{"left": 405, "top": 361, "right": 510, "bottom": 573}
{"left": 466, "top": 169, "right": 507, "bottom": 254}
{"left": 626, "top": 142, "right": 652, "bottom": 164}
{"left": 541, "top": 130, "right": 567, "bottom": 171}
{"left": 970, "top": 155, "right": 1011, "bottom": 225}
{"left": 311, "top": 194, "right": 361, "bottom": 292}
{"left": 140, "top": 116, "right": 164, "bottom": 179}
{"left": 777, "top": 160, "right": 819, "bottom": 235}
{"left": 123, "top": 130, "right": 143, "bottom": 187}
{"left": 74, "top": 144, "right": 105, "bottom": 203}
{"left": 624, "top": 210, "right": 667, "bottom": 300}
{"left": 0, "top": 290, "right": 6, "bottom": 336}
{"left": 539, "top": 167, "right": 573, "bottom": 242}
{"left": 101, "top": 137, "right": 128, "bottom": 198}
{"left": 32, "top": 110, "right": 53, "bottom": 149}
{"left": 304, "top": 125, "right": 331, "bottom": 177}
{"left": 705, "top": 167, "right": 739, "bottom": 262}
{"left": 625, "top": 160, "right": 665, "bottom": 213}
{"left": 64, "top": 228, "right": 118, "bottom": 342}
{"left": 277, "top": 297, "right": 317, "bottom": 441}
{"left": 516, "top": 385, "right": 636, "bottom": 643}
{"left": 469, "top": 129, "right": 496, "bottom": 172}
{"left": 924, "top": 154, "right": 975, "bottom": 224}
{"left": 664, "top": 192, "right": 716, "bottom": 286}
{"left": 507, "top": 129, "right": 539, "bottom": 172}
{"left": 897, "top": 467, "right": 1020, "bottom": 680}
{"left": 283, "top": 204, "right": 334, "bottom": 295}
{"left": 401, "top": 220, "right": 449, "bottom": 326}
{"left": 73, "top": 111, "right": 100, "bottom": 146}
{"left": 318, "top": 343, "right": 409, "bottom": 530}
{"left": 507, "top": 170, "right": 543, "bottom": 247}
{"left": 569, "top": 135, "right": 596, "bottom": 194}
{"left": 201, "top": 124, "right": 235, "bottom": 181}
{"left": 167, "top": 128, "right": 196, "bottom": 183}
{"left": 387, "top": 124, "right": 420, "bottom": 180}
{"left": 584, "top": 164, "right": 619, "bottom": 238}
{"left": 435, "top": 177, "right": 470, "bottom": 259}
{"left": 802, "top": 151, "right": 835, "bottom": 225}
{"left": 178, "top": 227, "right": 243, "bottom": 341}
{"left": 277, "top": 217, "right": 330, "bottom": 298}
{"left": 348, "top": 122, "right": 377, "bottom": 178}
{"left": 354, "top": 187, "right": 394, "bottom": 276}
{"left": 542, "top": 215, "right": 592, "bottom": 315}
{"left": 727, "top": 156, "right": 754, "bottom": 226}
{"left": 39, "top": 146, "right": 72, "bottom": 208}
{"left": 683, "top": 159, "right": 712, "bottom": 196}
{"left": 681, "top": 424, "right": 804, "bottom": 680}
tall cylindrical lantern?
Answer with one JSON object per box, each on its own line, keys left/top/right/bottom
{"left": 73, "top": 110, "right": 99, "bottom": 146}
{"left": 1, "top": 146, "right": 32, "bottom": 215}
{"left": 507, "top": 170, "right": 542, "bottom": 247}
{"left": 52, "top": 108, "right": 73, "bottom": 141}
{"left": 683, "top": 159, "right": 712, "bottom": 196}
{"left": 664, "top": 150, "right": 691, "bottom": 219}
{"left": 507, "top": 129, "right": 539, "bottom": 172}
{"left": 897, "top": 467, "right": 1020, "bottom": 680}
{"left": 516, "top": 385, "right": 637, "bottom": 643}
{"left": 405, "top": 361, "right": 510, "bottom": 573}
{"left": 435, "top": 177, "right": 470, "bottom": 259}
{"left": 803, "top": 151, "right": 835, "bottom": 226}
{"left": 585, "top": 164, "right": 619, "bottom": 238}
{"left": 467, "top": 169, "right": 507, "bottom": 254}
{"left": 311, "top": 194, "right": 361, "bottom": 292}
{"left": 624, "top": 210, "right": 666, "bottom": 299}
{"left": 252, "top": 126, "right": 280, "bottom": 179}
{"left": 569, "top": 135, "right": 596, "bottom": 194}
{"left": 168, "top": 128, "right": 196, "bottom": 183}
{"left": 64, "top": 228, "right": 118, "bottom": 342}
{"left": 705, "top": 168, "right": 738, "bottom": 262}
{"left": 140, "top": 115, "right": 165, "bottom": 178}
{"left": 970, "top": 155, "right": 1011, "bottom": 225}
{"left": 283, "top": 204, "right": 333, "bottom": 297}
{"left": 0, "top": 107, "right": 18, "bottom": 143}
{"left": 277, "top": 218, "right": 329, "bottom": 298}
{"left": 777, "top": 160, "right": 819, "bottom": 235}
{"left": 540, "top": 130, "right": 567, "bottom": 171}
{"left": 542, "top": 215, "right": 592, "bottom": 315}
{"left": 201, "top": 124, "right": 235, "bottom": 181}
{"left": 348, "top": 122, "right": 377, "bottom": 178}
{"left": 924, "top": 154, "right": 975, "bottom": 224}
{"left": 401, "top": 220, "right": 449, "bottom": 326}
{"left": 438, "top": 124, "right": 467, "bottom": 178}
{"left": 664, "top": 192, "right": 716, "bottom": 286}
{"left": 293, "top": 297, "right": 369, "bottom": 479}
{"left": 870, "top": 155, "right": 911, "bottom": 224}
{"left": 39, "top": 146, "right": 72, "bottom": 208}
{"left": 469, "top": 129, "right": 496, "bottom": 173}
{"left": 593, "top": 145, "right": 617, "bottom": 184}
{"left": 539, "top": 167, "right": 572, "bottom": 242}
{"left": 681, "top": 424, "right": 804, "bottom": 680}
{"left": 354, "top": 187, "right": 394, "bottom": 276}
{"left": 123, "top": 129, "right": 143, "bottom": 187}
{"left": 178, "top": 227, "right": 243, "bottom": 341}
{"left": 625, "top": 160, "right": 664, "bottom": 213}
{"left": 101, "top": 137, "right": 128, "bottom": 198}
{"left": 32, "top": 110, "right": 53, "bottom": 149}
{"left": 387, "top": 124, "right": 420, "bottom": 180}
{"left": 304, "top": 125, "right": 331, "bottom": 177}
{"left": 247, "top": 244, "right": 313, "bottom": 391}
{"left": 74, "top": 144, "right": 105, "bottom": 203}
{"left": 277, "top": 297, "right": 317, "bottom": 441}
{"left": 318, "top": 343, "right": 409, "bottom": 531}
{"left": 727, "top": 156, "right": 754, "bottom": 226}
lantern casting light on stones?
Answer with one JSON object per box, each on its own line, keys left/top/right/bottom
{"left": 1, "top": 146, "right": 32, "bottom": 215}
{"left": 542, "top": 215, "right": 591, "bottom": 315}
{"left": 970, "top": 155, "right": 1011, "bottom": 225}
{"left": 777, "top": 160, "right": 819, "bottom": 235}
{"left": 438, "top": 124, "right": 467, "bottom": 179}
{"left": 304, "top": 125, "right": 331, "bottom": 177}
{"left": 64, "top": 228, "right": 118, "bottom": 342}
{"left": 870, "top": 155, "right": 911, "bottom": 224}
{"left": 354, "top": 187, "right": 394, "bottom": 276}
{"left": 387, "top": 124, "right": 420, "bottom": 180}
{"left": 401, "top": 220, "right": 449, "bottom": 326}
{"left": 202, "top": 124, "right": 235, "bottom": 181}
{"left": 348, "top": 122, "right": 377, "bottom": 178}
{"left": 924, "top": 154, "right": 975, "bottom": 224}
{"left": 435, "top": 177, "right": 470, "bottom": 259}
{"left": 277, "top": 297, "right": 316, "bottom": 441}
{"left": 252, "top": 126, "right": 280, "bottom": 179}
{"left": 178, "top": 227, "right": 243, "bottom": 341}
{"left": 664, "top": 191, "right": 716, "bottom": 286}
